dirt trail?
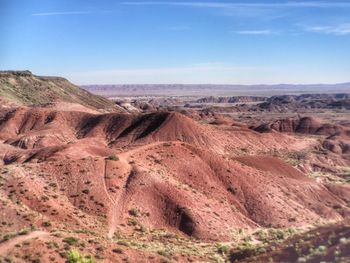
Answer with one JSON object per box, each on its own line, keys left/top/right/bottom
{"left": 0, "top": 231, "right": 49, "bottom": 255}
{"left": 103, "top": 159, "right": 119, "bottom": 239}
{"left": 106, "top": 153, "right": 136, "bottom": 238}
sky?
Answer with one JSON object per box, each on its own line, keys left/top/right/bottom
{"left": 1, "top": 0, "right": 350, "bottom": 84}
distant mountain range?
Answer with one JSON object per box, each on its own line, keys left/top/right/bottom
{"left": 82, "top": 83, "right": 350, "bottom": 97}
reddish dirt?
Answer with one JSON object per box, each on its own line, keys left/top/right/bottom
{"left": 0, "top": 106, "right": 349, "bottom": 261}
{"left": 0, "top": 231, "right": 49, "bottom": 255}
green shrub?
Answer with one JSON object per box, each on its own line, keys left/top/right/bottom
{"left": 106, "top": 155, "right": 119, "bottom": 161}
{"left": 157, "top": 250, "right": 172, "bottom": 258}
{"left": 67, "top": 249, "right": 94, "bottom": 263}
{"left": 1, "top": 234, "right": 12, "bottom": 242}
{"left": 18, "top": 228, "right": 30, "bottom": 235}
{"left": 116, "top": 240, "right": 129, "bottom": 247}
{"left": 217, "top": 244, "right": 230, "bottom": 255}
{"left": 63, "top": 237, "right": 79, "bottom": 246}
{"left": 128, "top": 218, "right": 138, "bottom": 226}
{"left": 42, "top": 221, "right": 52, "bottom": 227}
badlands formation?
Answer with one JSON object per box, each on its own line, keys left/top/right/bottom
{"left": 0, "top": 71, "right": 349, "bottom": 262}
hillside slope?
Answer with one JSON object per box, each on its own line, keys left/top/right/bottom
{"left": 0, "top": 71, "right": 123, "bottom": 112}
{"left": 0, "top": 105, "right": 349, "bottom": 262}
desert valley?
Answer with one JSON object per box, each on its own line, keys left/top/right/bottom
{"left": 0, "top": 70, "right": 349, "bottom": 262}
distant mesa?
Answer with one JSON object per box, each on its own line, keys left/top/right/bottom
{"left": 254, "top": 116, "right": 347, "bottom": 136}
{"left": 196, "top": 96, "right": 267, "bottom": 104}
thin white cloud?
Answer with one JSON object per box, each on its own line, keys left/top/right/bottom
{"left": 121, "top": 1, "right": 350, "bottom": 8}
{"left": 31, "top": 11, "right": 91, "bottom": 16}
{"left": 233, "top": 30, "right": 276, "bottom": 35}
{"left": 305, "top": 23, "right": 350, "bottom": 35}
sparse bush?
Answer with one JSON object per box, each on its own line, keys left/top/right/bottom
{"left": 46, "top": 241, "right": 59, "bottom": 249}
{"left": 42, "top": 221, "right": 52, "bottom": 227}
{"left": 1, "top": 234, "right": 12, "bottom": 242}
{"left": 116, "top": 240, "right": 129, "bottom": 247}
{"left": 157, "top": 250, "right": 172, "bottom": 258}
{"left": 112, "top": 248, "right": 123, "bottom": 254}
{"left": 128, "top": 218, "right": 138, "bottom": 226}
{"left": 63, "top": 237, "right": 79, "bottom": 246}
{"left": 227, "top": 186, "right": 236, "bottom": 194}
{"left": 217, "top": 244, "right": 230, "bottom": 255}
{"left": 18, "top": 228, "right": 30, "bottom": 235}
{"left": 106, "top": 155, "right": 119, "bottom": 161}
{"left": 49, "top": 182, "right": 57, "bottom": 188}
{"left": 128, "top": 208, "right": 138, "bottom": 217}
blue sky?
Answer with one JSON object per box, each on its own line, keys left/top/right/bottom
{"left": 1, "top": 0, "right": 350, "bottom": 84}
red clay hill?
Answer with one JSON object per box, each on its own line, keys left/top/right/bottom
{"left": 1, "top": 107, "right": 349, "bottom": 236}
{"left": 0, "top": 72, "right": 349, "bottom": 262}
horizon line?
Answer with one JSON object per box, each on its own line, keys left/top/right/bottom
{"left": 79, "top": 82, "right": 350, "bottom": 86}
